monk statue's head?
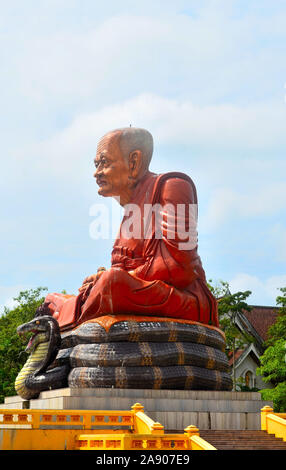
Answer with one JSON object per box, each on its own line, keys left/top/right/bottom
{"left": 94, "top": 127, "right": 153, "bottom": 206}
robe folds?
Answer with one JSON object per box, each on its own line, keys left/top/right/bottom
{"left": 46, "top": 171, "right": 219, "bottom": 332}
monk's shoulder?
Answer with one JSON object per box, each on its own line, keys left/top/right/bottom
{"left": 156, "top": 172, "right": 197, "bottom": 204}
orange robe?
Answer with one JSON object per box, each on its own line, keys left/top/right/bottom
{"left": 46, "top": 171, "right": 218, "bottom": 331}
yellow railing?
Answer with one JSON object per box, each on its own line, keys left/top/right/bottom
{"left": 0, "top": 403, "right": 216, "bottom": 450}
{"left": 0, "top": 408, "right": 133, "bottom": 429}
{"left": 261, "top": 406, "right": 286, "bottom": 442}
{"left": 74, "top": 422, "right": 216, "bottom": 450}
{"left": 74, "top": 431, "right": 215, "bottom": 450}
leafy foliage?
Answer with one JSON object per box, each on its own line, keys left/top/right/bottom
{"left": 0, "top": 287, "right": 47, "bottom": 403}
{"left": 208, "top": 279, "right": 253, "bottom": 355}
{"left": 257, "top": 339, "right": 286, "bottom": 383}
{"left": 257, "top": 287, "right": 286, "bottom": 411}
{"left": 265, "top": 287, "right": 286, "bottom": 347}
{"left": 259, "top": 382, "right": 286, "bottom": 413}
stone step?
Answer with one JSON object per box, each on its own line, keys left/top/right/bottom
{"left": 199, "top": 430, "right": 286, "bottom": 450}
{"left": 211, "top": 446, "right": 286, "bottom": 450}
{"left": 200, "top": 433, "right": 283, "bottom": 439}
{"left": 200, "top": 432, "right": 280, "bottom": 438}
{"left": 200, "top": 439, "right": 286, "bottom": 443}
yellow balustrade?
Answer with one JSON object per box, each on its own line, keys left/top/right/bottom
{"left": 0, "top": 403, "right": 216, "bottom": 451}
{"left": 74, "top": 428, "right": 216, "bottom": 451}
{"left": 131, "top": 402, "right": 164, "bottom": 435}
{"left": 0, "top": 408, "right": 133, "bottom": 429}
{"left": 261, "top": 406, "right": 286, "bottom": 442}
{"left": 75, "top": 432, "right": 190, "bottom": 450}
{"left": 184, "top": 425, "right": 217, "bottom": 450}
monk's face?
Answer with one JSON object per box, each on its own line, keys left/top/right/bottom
{"left": 94, "top": 133, "right": 131, "bottom": 203}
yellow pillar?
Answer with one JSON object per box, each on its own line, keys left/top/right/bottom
{"left": 131, "top": 403, "right": 144, "bottom": 413}
{"left": 184, "top": 425, "right": 200, "bottom": 437}
{"left": 151, "top": 422, "right": 164, "bottom": 435}
{"left": 261, "top": 406, "right": 273, "bottom": 431}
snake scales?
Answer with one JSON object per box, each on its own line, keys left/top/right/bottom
{"left": 53, "top": 317, "right": 233, "bottom": 391}
{"left": 15, "top": 312, "right": 232, "bottom": 398}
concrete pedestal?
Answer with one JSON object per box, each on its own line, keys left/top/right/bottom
{"left": 0, "top": 388, "right": 273, "bottom": 430}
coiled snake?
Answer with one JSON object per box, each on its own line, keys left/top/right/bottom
{"left": 15, "top": 309, "right": 232, "bottom": 399}
{"left": 15, "top": 314, "right": 69, "bottom": 400}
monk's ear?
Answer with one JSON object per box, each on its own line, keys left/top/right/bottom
{"left": 128, "top": 150, "right": 143, "bottom": 179}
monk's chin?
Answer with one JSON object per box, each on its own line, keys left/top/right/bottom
{"left": 98, "top": 187, "right": 121, "bottom": 201}
{"left": 97, "top": 187, "right": 110, "bottom": 197}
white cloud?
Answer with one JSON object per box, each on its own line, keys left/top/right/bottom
{"left": 13, "top": 15, "right": 178, "bottom": 103}
{"left": 1, "top": 2, "right": 286, "bottom": 311}
{"left": 200, "top": 182, "right": 286, "bottom": 230}
{"left": 269, "top": 224, "right": 286, "bottom": 262}
{"left": 2, "top": 5, "right": 286, "bottom": 111}
{"left": 229, "top": 273, "right": 286, "bottom": 306}
{"left": 2, "top": 5, "right": 286, "bottom": 189}
{"left": 15, "top": 93, "right": 285, "bottom": 179}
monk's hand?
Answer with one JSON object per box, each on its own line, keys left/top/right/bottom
{"left": 78, "top": 267, "right": 106, "bottom": 297}
{"left": 79, "top": 274, "right": 97, "bottom": 291}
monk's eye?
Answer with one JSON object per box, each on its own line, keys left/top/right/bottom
{"left": 95, "top": 159, "right": 107, "bottom": 168}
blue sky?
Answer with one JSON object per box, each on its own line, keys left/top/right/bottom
{"left": 1, "top": 0, "right": 286, "bottom": 312}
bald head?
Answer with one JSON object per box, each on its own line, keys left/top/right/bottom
{"left": 101, "top": 127, "right": 153, "bottom": 170}
{"left": 95, "top": 127, "right": 153, "bottom": 205}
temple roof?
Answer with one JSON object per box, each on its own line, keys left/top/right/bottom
{"left": 242, "top": 305, "right": 279, "bottom": 342}
{"left": 228, "top": 305, "right": 280, "bottom": 367}
{"left": 228, "top": 348, "right": 244, "bottom": 366}
{"left": 228, "top": 344, "right": 261, "bottom": 367}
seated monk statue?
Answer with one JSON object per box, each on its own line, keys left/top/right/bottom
{"left": 45, "top": 127, "right": 218, "bottom": 332}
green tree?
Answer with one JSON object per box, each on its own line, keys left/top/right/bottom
{"left": 208, "top": 280, "right": 254, "bottom": 390}
{"left": 257, "top": 287, "right": 286, "bottom": 411}
{"left": 208, "top": 280, "right": 253, "bottom": 353}
{"left": 0, "top": 287, "right": 47, "bottom": 403}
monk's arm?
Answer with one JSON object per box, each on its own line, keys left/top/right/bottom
{"left": 78, "top": 267, "right": 106, "bottom": 297}
{"left": 131, "top": 177, "right": 202, "bottom": 289}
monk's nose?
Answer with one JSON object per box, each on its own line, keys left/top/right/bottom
{"left": 94, "top": 167, "right": 101, "bottom": 178}
{"left": 94, "top": 166, "right": 105, "bottom": 182}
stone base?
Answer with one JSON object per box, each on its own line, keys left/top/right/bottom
{"left": 0, "top": 388, "right": 273, "bottom": 430}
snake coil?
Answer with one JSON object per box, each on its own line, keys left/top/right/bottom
{"left": 16, "top": 314, "right": 232, "bottom": 398}
{"left": 53, "top": 318, "right": 233, "bottom": 391}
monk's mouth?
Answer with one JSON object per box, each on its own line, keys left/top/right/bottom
{"left": 97, "top": 179, "right": 107, "bottom": 187}
{"left": 97, "top": 182, "right": 110, "bottom": 192}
